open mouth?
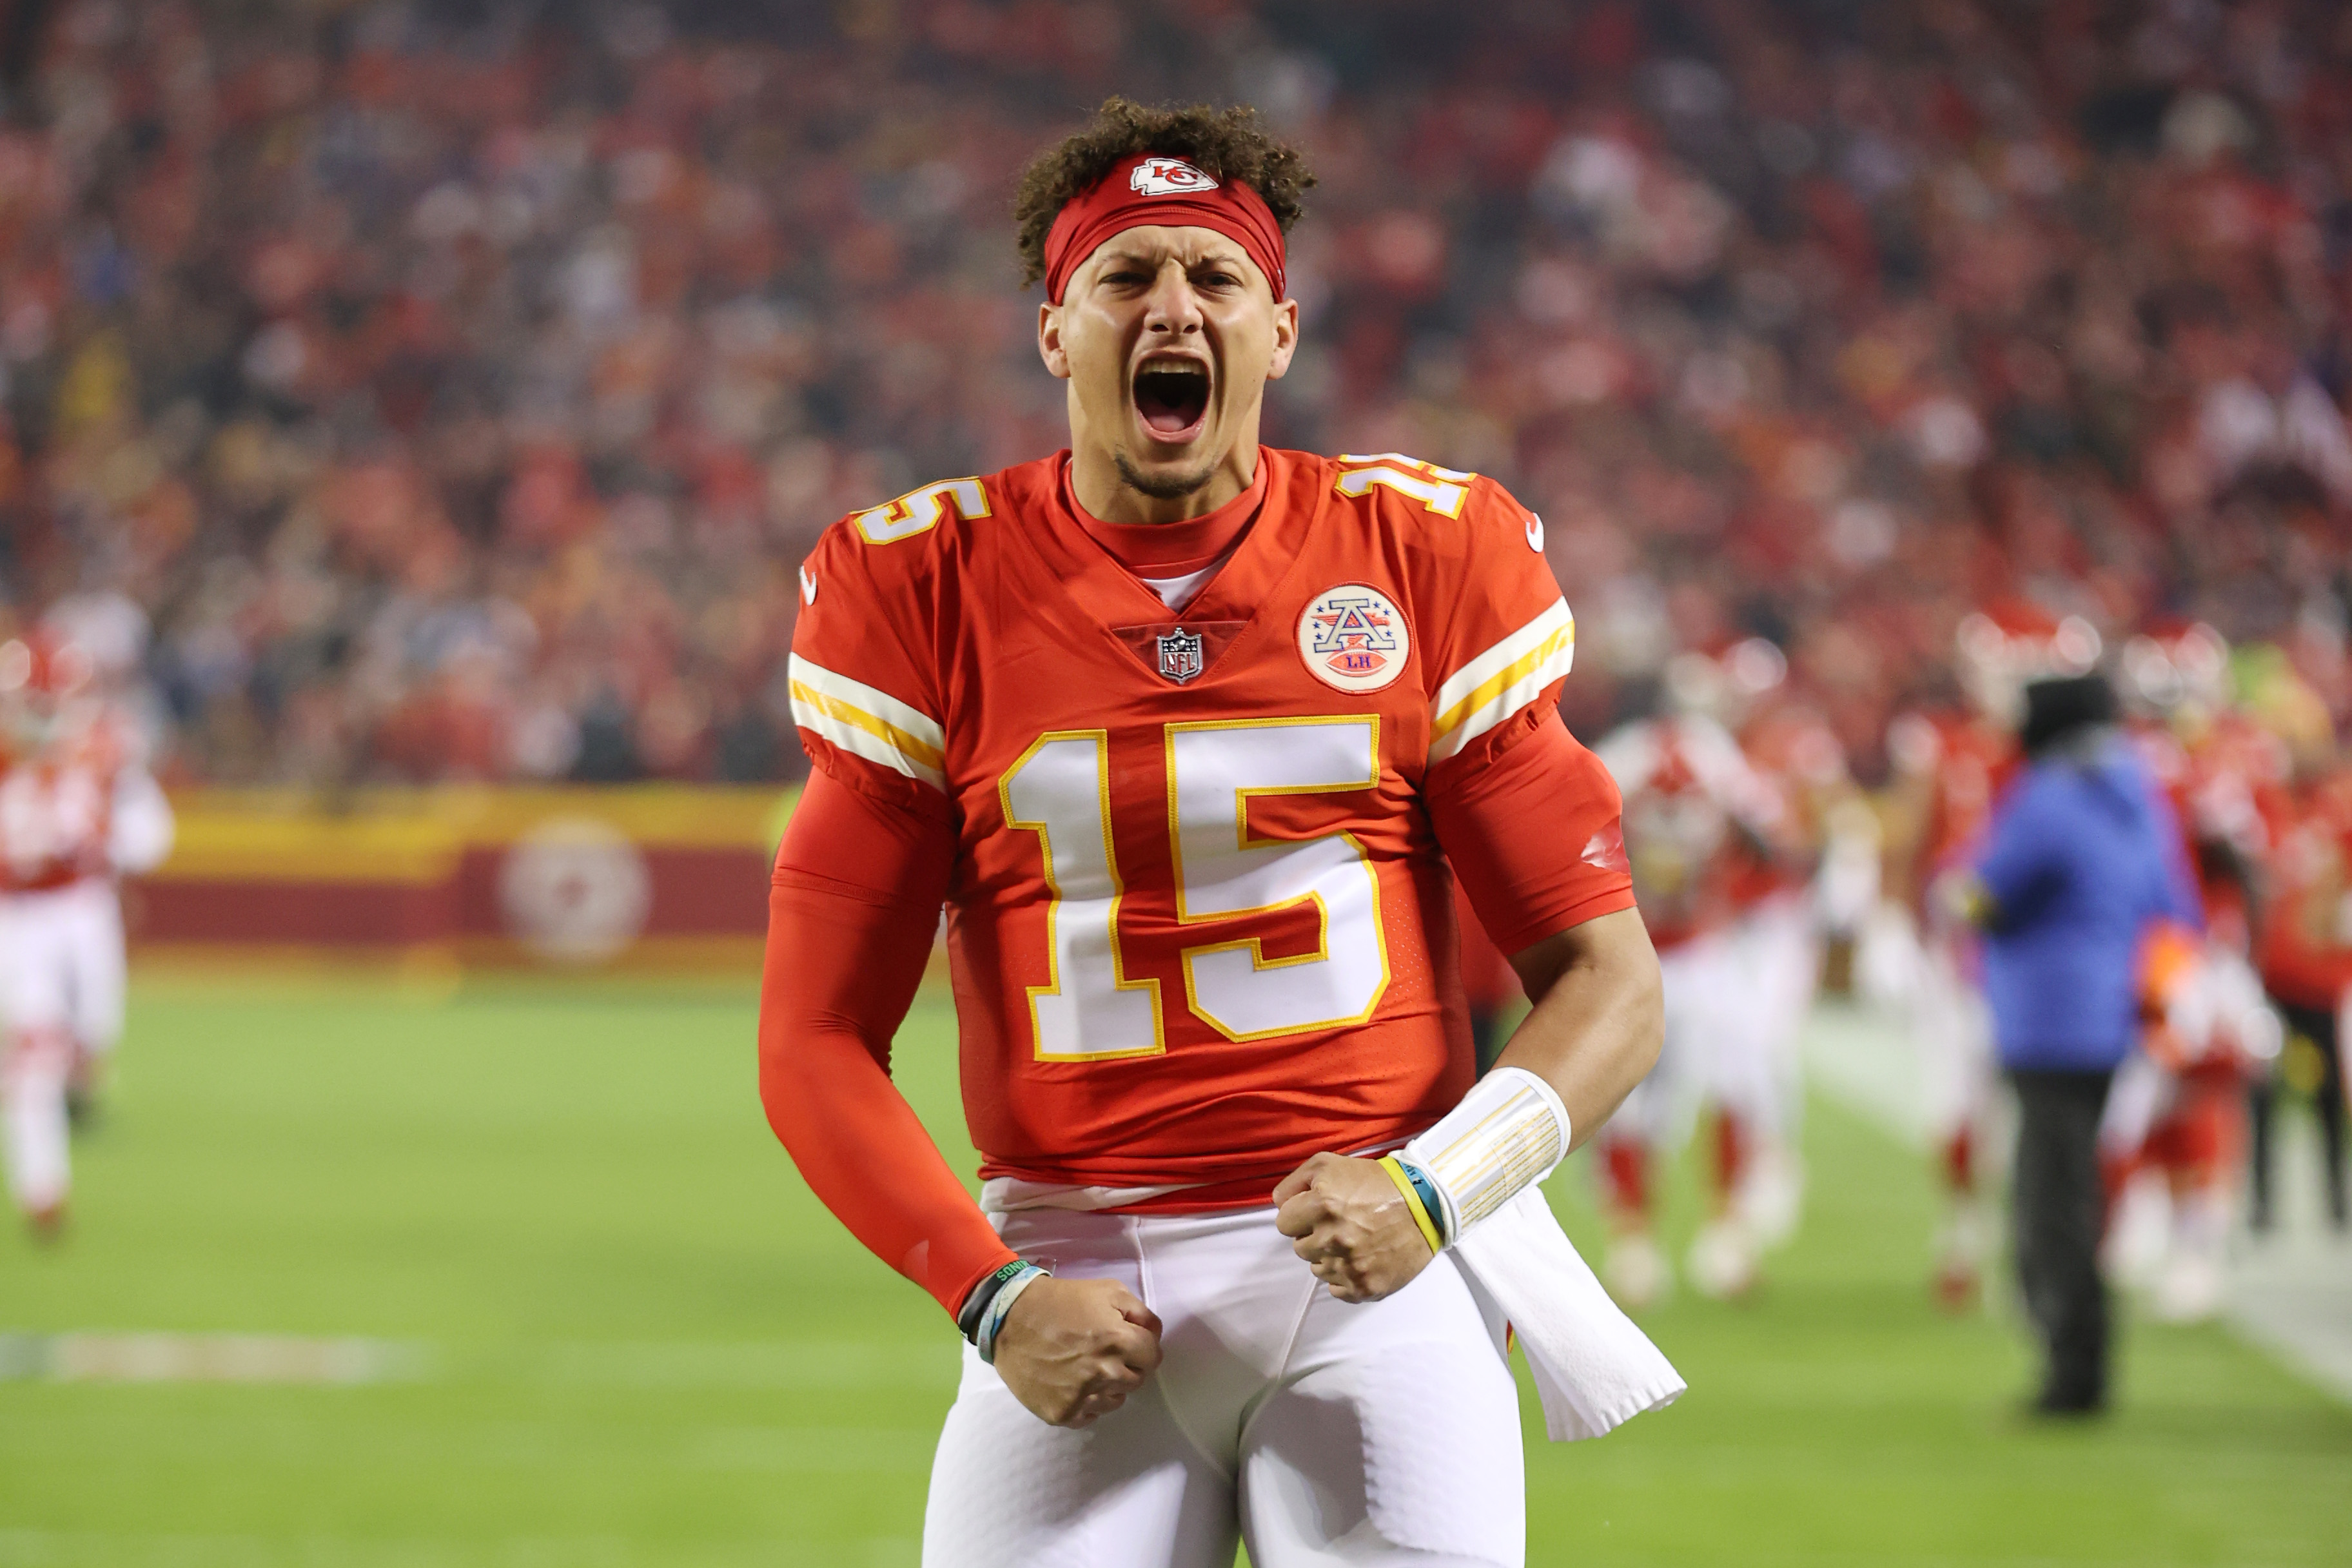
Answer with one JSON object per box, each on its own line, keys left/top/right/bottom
{"left": 1132, "top": 360, "right": 1211, "bottom": 442}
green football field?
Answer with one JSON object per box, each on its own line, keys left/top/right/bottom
{"left": 1, "top": 977, "right": 2346, "bottom": 1567}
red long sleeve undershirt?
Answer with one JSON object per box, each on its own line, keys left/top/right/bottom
{"left": 757, "top": 707, "right": 1629, "bottom": 1323}
{"left": 758, "top": 776, "right": 1019, "bottom": 1318}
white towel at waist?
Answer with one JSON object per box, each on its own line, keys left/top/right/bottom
{"left": 1451, "top": 1186, "right": 1686, "bottom": 1441}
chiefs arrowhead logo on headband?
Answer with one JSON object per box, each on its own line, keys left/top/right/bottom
{"left": 1130, "top": 156, "right": 1218, "bottom": 196}
{"left": 1043, "top": 152, "right": 1287, "bottom": 305}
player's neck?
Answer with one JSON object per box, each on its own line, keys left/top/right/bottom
{"left": 1067, "top": 439, "right": 1261, "bottom": 525}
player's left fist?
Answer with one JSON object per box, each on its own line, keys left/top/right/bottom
{"left": 1273, "top": 1152, "right": 1437, "bottom": 1304}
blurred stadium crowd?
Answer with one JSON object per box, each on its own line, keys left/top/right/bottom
{"left": 1, "top": 0, "right": 2351, "bottom": 785}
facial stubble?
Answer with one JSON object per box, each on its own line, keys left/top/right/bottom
{"left": 1113, "top": 447, "right": 1221, "bottom": 502}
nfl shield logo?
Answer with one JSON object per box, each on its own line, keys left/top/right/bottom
{"left": 1155, "top": 627, "right": 1205, "bottom": 684}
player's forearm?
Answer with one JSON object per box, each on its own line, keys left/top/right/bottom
{"left": 1284, "top": 908, "right": 1660, "bottom": 1286}
{"left": 759, "top": 877, "right": 1017, "bottom": 1317}
{"left": 760, "top": 774, "right": 1014, "bottom": 1320}
{"left": 1498, "top": 907, "right": 1663, "bottom": 1152}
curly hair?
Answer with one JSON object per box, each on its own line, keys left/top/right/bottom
{"left": 1012, "top": 97, "right": 1317, "bottom": 289}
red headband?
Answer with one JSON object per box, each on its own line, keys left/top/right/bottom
{"left": 1042, "top": 152, "right": 1287, "bottom": 305}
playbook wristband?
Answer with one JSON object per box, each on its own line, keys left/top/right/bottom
{"left": 1402, "top": 1066, "right": 1571, "bottom": 1243}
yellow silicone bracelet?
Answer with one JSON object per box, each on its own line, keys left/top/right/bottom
{"left": 1378, "top": 1155, "right": 1445, "bottom": 1256}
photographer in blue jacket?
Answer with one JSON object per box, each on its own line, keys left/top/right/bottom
{"left": 1958, "top": 672, "right": 2202, "bottom": 1415}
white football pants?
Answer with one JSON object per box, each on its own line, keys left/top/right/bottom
{"left": 1725, "top": 895, "right": 1821, "bottom": 1143}
{"left": 1609, "top": 932, "right": 1747, "bottom": 1150}
{"left": 0, "top": 879, "right": 127, "bottom": 1213}
{"left": 923, "top": 1203, "right": 1525, "bottom": 1568}
{"left": 0, "top": 878, "right": 128, "bottom": 1052}
{"left": 1912, "top": 939, "right": 1995, "bottom": 1144}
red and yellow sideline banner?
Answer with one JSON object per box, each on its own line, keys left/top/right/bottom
{"left": 135, "top": 785, "right": 797, "bottom": 970}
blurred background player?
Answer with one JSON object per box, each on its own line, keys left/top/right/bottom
{"left": 1729, "top": 640, "right": 1868, "bottom": 1255}
{"left": 2099, "top": 623, "right": 2282, "bottom": 1321}
{"left": 0, "top": 631, "right": 175, "bottom": 1237}
{"left": 1594, "top": 647, "right": 1798, "bottom": 1304}
{"left": 2248, "top": 651, "right": 2352, "bottom": 1238}
{"left": 2104, "top": 920, "right": 2280, "bottom": 1320}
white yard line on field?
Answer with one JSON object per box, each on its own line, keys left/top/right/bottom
{"left": 1801, "top": 998, "right": 2352, "bottom": 1405}
{"left": 0, "top": 1331, "right": 428, "bottom": 1386}
{"left": 1801, "top": 999, "right": 1934, "bottom": 1150}
{"left": 0, "top": 1331, "right": 963, "bottom": 1393}
{"left": 2228, "top": 1119, "right": 2352, "bottom": 1402}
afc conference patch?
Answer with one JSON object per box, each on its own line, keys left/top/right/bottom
{"left": 1155, "top": 626, "right": 1206, "bottom": 684}
{"left": 1298, "top": 583, "right": 1410, "bottom": 694}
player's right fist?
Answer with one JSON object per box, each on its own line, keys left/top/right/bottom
{"left": 989, "top": 1275, "right": 1164, "bottom": 1429}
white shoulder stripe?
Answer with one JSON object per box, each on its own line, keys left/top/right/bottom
{"left": 787, "top": 654, "right": 947, "bottom": 791}
{"left": 1428, "top": 598, "right": 1576, "bottom": 763}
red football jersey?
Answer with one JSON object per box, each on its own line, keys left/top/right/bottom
{"left": 1736, "top": 697, "right": 1843, "bottom": 902}
{"left": 1888, "top": 708, "right": 2018, "bottom": 912}
{"left": 0, "top": 718, "right": 128, "bottom": 893}
{"left": 2257, "top": 769, "right": 2352, "bottom": 1009}
{"left": 787, "top": 446, "right": 1625, "bottom": 1193}
{"left": 1594, "top": 712, "right": 1781, "bottom": 950}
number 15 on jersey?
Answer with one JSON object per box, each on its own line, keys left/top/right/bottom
{"left": 998, "top": 717, "right": 1390, "bottom": 1062}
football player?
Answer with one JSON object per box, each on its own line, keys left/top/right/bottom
{"left": 2101, "top": 623, "right": 2282, "bottom": 1319}
{"left": 1591, "top": 651, "right": 1794, "bottom": 1304}
{"left": 0, "top": 631, "right": 174, "bottom": 1236}
{"left": 2248, "top": 665, "right": 2352, "bottom": 1237}
{"left": 1727, "top": 653, "right": 1856, "bottom": 1257}
{"left": 757, "top": 100, "right": 1676, "bottom": 1567}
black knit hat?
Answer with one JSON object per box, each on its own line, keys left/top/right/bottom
{"left": 2019, "top": 673, "right": 2119, "bottom": 756}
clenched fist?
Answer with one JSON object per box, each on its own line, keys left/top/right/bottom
{"left": 990, "top": 1275, "right": 1164, "bottom": 1428}
{"left": 1273, "top": 1151, "right": 1438, "bottom": 1304}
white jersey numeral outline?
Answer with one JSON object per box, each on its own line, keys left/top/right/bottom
{"left": 996, "top": 716, "right": 1391, "bottom": 1057}
{"left": 1332, "top": 453, "right": 1476, "bottom": 518}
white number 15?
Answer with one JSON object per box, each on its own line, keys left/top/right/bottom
{"left": 999, "top": 718, "right": 1388, "bottom": 1061}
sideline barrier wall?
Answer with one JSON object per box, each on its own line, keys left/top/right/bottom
{"left": 135, "top": 785, "right": 796, "bottom": 972}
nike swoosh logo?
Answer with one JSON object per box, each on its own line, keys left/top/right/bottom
{"left": 799, "top": 565, "right": 818, "bottom": 605}
{"left": 1525, "top": 514, "right": 1545, "bottom": 553}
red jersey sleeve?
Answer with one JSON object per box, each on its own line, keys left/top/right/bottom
{"left": 1407, "top": 473, "right": 1631, "bottom": 952}
{"left": 1429, "top": 709, "right": 1636, "bottom": 956}
{"left": 788, "top": 499, "right": 954, "bottom": 818}
{"left": 1415, "top": 475, "right": 1577, "bottom": 770}
{"left": 759, "top": 768, "right": 1017, "bottom": 1320}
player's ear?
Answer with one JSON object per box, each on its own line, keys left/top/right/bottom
{"left": 1264, "top": 296, "right": 1300, "bottom": 381}
{"left": 1038, "top": 302, "right": 1073, "bottom": 380}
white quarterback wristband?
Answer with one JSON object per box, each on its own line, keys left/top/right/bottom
{"left": 1401, "top": 1066, "right": 1571, "bottom": 1246}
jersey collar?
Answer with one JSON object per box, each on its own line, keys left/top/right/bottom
{"left": 1012, "top": 446, "right": 1325, "bottom": 642}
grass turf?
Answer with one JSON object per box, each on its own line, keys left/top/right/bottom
{"left": 0, "top": 978, "right": 2344, "bottom": 1566}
